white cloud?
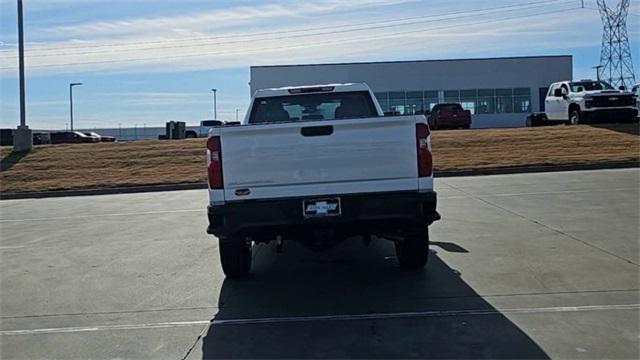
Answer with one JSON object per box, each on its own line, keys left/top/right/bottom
{"left": 0, "top": 0, "right": 636, "bottom": 78}
{"left": 37, "top": 0, "right": 414, "bottom": 38}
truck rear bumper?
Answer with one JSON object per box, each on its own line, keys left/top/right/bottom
{"left": 207, "top": 190, "right": 440, "bottom": 239}
{"left": 436, "top": 119, "right": 471, "bottom": 129}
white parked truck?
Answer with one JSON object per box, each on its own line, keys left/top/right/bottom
{"left": 544, "top": 80, "right": 638, "bottom": 124}
{"left": 205, "top": 83, "right": 440, "bottom": 277}
{"left": 185, "top": 120, "right": 239, "bottom": 138}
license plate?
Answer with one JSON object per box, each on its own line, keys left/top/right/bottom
{"left": 303, "top": 198, "right": 341, "bottom": 218}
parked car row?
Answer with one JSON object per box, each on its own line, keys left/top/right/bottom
{"left": 0, "top": 129, "right": 117, "bottom": 146}
{"left": 49, "top": 131, "right": 115, "bottom": 144}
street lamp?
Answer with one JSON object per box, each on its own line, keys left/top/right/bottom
{"left": 593, "top": 65, "right": 603, "bottom": 82}
{"left": 236, "top": 108, "right": 239, "bottom": 121}
{"left": 13, "top": 0, "right": 32, "bottom": 152}
{"left": 69, "top": 82, "right": 83, "bottom": 131}
{"left": 211, "top": 88, "right": 217, "bottom": 120}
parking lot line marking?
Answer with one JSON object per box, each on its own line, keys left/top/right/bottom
{"left": 0, "top": 320, "right": 210, "bottom": 336}
{"left": 0, "top": 209, "right": 202, "bottom": 223}
{"left": 2, "top": 304, "right": 637, "bottom": 336}
{"left": 438, "top": 187, "right": 636, "bottom": 199}
{"left": 209, "top": 303, "right": 640, "bottom": 325}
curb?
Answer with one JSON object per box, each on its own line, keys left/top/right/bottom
{"left": 1, "top": 161, "right": 638, "bottom": 200}
{"left": 0, "top": 183, "right": 206, "bottom": 200}
{"left": 433, "top": 160, "right": 639, "bottom": 177}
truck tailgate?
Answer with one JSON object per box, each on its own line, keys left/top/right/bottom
{"left": 220, "top": 116, "right": 421, "bottom": 201}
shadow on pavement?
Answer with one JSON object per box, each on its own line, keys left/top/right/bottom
{"left": 201, "top": 238, "right": 548, "bottom": 359}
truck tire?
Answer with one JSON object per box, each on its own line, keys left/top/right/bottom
{"left": 219, "top": 238, "right": 252, "bottom": 278}
{"left": 569, "top": 109, "right": 581, "bottom": 125}
{"left": 395, "top": 228, "right": 430, "bottom": 269}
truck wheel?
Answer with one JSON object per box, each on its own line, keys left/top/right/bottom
{"left": 569, "top": 110, "right": 580, "bottom": 125}
{"left": 395, "top": 228, "right": 429, "bottom": 269}
{"left": 219, "top": 238, "right": 252, "bottom": 278}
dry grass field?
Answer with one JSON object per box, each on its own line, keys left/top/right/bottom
{"left": 1, "top": 124, "right": 638, "bottom": 193}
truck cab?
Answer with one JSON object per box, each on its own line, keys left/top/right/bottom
{"left": 545, "top": 80, "right": 638, "bottom": 124}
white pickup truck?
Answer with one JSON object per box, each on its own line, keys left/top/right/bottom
{"left": 545, "top": 80, "right": 638, "bottom": 124}
{"left": 205, "top": 83, "right": 440, "bottom": 278}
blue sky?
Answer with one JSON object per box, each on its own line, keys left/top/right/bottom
{"left": 1, "top": 0, "right": 638, "bottom": 129}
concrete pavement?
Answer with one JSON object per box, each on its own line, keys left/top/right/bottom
{"left": 1, "top": 169, "right": 638, "bottom": 358}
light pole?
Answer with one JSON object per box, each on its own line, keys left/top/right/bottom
{"left": 69, "top": 82, "right": 82, "bottom": 131}
{"left": 236, "top": 108, "right": 239, "bottom": 121}
{"left": 211, "top": 88, "right": 217, "bottom": 119}
{"left": 13, "top": 0, "right": 32, "bottom": 152}
{"left": 592, "top": 65, "right": 603, "bottom": 82}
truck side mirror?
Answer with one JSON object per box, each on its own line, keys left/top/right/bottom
{"left": 618, "top": 85, "right": 626, "bottom": 91}
{"left": 554, "top": 88, "right": 563, "bottom": 97}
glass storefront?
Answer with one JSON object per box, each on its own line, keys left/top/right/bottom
{"left": 375, "top": 87, "right": 532, "bottom": 115}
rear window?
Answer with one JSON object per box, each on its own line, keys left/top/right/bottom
{"left": 249, "top": 91, "right": 378, "bottom": 124}
{"left": 434, "top": 104, "right": 462, "bottom": 112}
{"left": 569, "top": 81, "right": 613, "bottom": 92}
{"left": 201, "top": 120, "right": 223, "bottom": 127}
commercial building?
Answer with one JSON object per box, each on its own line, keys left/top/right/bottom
{"left": 250, "top": 55, "right": 573, "bottom": 128}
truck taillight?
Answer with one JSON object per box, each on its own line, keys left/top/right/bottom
{"left": 207, "top": 136, "right": 223, "bottom": 189}
{"left": 416, "top": 123, "right": 433, "bottom": 177}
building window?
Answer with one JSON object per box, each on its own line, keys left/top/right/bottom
{"left": 477, "top": 89, "right": 495, "bottom": 114}
{"left": 424, "top": 91, "right": 438, "bottom": 112}
{"left": 443, "top": 90, "right": 460, "bottom": 104}
{"left": 495, "top": 88, "right": 513, "bottom": 113}
{"left": 389, "top": 91, "right": 406, "bottom": 114}
{"left": 406, "top": 91, "right": 423, "bottom": 114}
{"left": 375, "top": 87, "right": 532, "bottom": 115}
{"left": 374, "top": 92, "right": 389, "bottom": 112}
{"left": 459, "top": 89, "right": 477, "bottom": 114}
{"left": 514, "top": 88, "right": 531, "bottom": 113}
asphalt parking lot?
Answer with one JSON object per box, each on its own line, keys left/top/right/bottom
{"left": 1, "top": 169, "right": 638, "bottom": 359}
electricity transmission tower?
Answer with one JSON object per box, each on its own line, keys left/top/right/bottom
{"left": 597, "top": 0, "right": 636, "bottom": 88}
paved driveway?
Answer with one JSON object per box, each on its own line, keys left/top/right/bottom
{"left": 1, "top": 169, "right": 638, "bottom": 359}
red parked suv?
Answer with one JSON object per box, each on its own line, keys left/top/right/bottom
{"left": 427, "top": 103, "right": 472, "bottom": 129}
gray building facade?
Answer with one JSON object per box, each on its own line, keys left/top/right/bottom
{"left": 250, "top": 55, "right": 573, "bottom": 128}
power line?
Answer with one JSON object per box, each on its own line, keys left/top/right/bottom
{"left": 0, "top": 5, "right": 581, "bottom": 70}
{"left": 1, "top": 0, "right": 568, "bottom": 57}
{"left": 3, "top": 1, "right": 575, "bottom": 59}
{"left": 583, "top": 0, "right": 640, "bottom": 16}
